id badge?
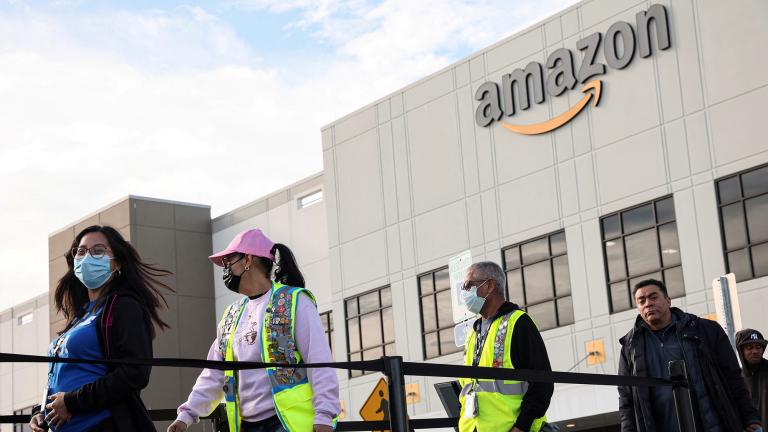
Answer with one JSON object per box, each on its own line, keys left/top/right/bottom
{"left": 463, "top": 390, "right": 478, "bottom": 419}
{"left": 223, "top": 375, "right": 237, "bottom": 403}
{"left": 40, "top": 385, "right": 49, "bottom": 415}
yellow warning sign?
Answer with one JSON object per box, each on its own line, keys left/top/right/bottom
{"left": 359, "top": 377, "right": 390, "bottom": 432}
{"left": 585, "top": 339, "right": 606, "bottom": 366}
{"left": 405, "top": 383, "right": 420, "bottom": 404}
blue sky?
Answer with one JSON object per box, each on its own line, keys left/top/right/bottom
{"left": 0, "top": 0, "right": 579, "bottom": 311}
{"left": 0, "top": 0, "right": 489, "bottom": 77}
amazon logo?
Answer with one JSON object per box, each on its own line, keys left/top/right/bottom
{"left": 475, "top": 4, "right": 671, "bottom": 135}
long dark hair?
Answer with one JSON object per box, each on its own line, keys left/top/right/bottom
{"left": 255, "top": 243, "right": 305, "bottom": 288}
{"left": 54, "top": 225, "right": 174, "bottom": 339}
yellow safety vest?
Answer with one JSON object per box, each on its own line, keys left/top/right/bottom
{"left": 458, "top": 310, "right": 547, "bottom": 432}
{"left": 221, "top": 282, "right": 337, "bottom": 432}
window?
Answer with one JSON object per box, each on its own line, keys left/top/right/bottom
{"left": 345, "top": 287, "right": 395, "bottom": 378}
{"left": 502, "top": 231, "right": 574, "bottom": 331}
{"left": 298, "top": 190, "right": 323, "bottom": 209}
{"left": 320, "top": 310, "right": 334, "bottom": 356}
{"left": 418, "top": 267, "right": 461, "bottom": 359}
{"left": 14, "top": 406, "right": 33, "bottom": 432}
{"left": 717, "top": 164, "right": 768, "bottom": 282}
{"left": 601, "top": 196, "right": 683, "bottom": 313}
{"left": 17, "top": 312, "right": 33, "bottom": 326}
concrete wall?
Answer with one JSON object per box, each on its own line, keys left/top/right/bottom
{"left": 0, "top": 294, "right": 49, "bottom": 432}
{"left": 322, "top": 0, "right": 768, "bottom": 425}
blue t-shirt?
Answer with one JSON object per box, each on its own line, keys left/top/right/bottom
{"left": 45, "top": 300, "right": 111, "bottom": 431}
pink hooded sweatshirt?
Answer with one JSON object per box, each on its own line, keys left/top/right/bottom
{"left": 175, "top": 292, "right": 340, "bottom": 426}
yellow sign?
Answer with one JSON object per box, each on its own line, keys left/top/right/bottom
{"left": 359, "top": 378, "right": 390, "bottom": 432}
{"left": 585, "top": 338, "right": 606, "bottom": 366}
{"left": 405, "top": 382, "right": 420, "bottom": 405}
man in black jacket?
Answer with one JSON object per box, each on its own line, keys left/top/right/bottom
{"left": 736, "top": 328, "right": 768, "bottom": 426}
{"left": 617, "top": 279, "right": 761, "bottom": 432}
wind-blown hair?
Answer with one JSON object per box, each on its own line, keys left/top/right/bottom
{"left": 54, "top": 225, "right": 173, "bottom": 338}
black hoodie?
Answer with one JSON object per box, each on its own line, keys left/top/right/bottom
{"left": 33, "top": 291, "right": 157, "bottom": 431}
{"left": 736, "top": 329, "right": 768, "bottom": 426}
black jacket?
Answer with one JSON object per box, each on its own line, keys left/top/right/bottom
{"left": 736, "top": 333, "right": 768, "bottom": 426}
{"left": 471, "top": 302, "right": 554, "bottom": 430}
{"left": 35, "top": 292, "right": 156, "bottom": 432}
{"left": 618, "top": 308, "right": 760, "bottom": 432}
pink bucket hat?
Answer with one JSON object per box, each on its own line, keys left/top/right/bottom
{"left": 209, "top": 228, "right": 275, "bottom": 267}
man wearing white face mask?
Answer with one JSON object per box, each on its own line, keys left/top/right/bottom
{"left": 458, "top": 261, "right": 554, "bottom": 432}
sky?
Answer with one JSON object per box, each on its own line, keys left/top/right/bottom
{"left": 0, "top": 0, "right": 579, "bottom": 312}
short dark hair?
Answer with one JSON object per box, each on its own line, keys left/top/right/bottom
{"left": 633, "top": 278, "right": 668, "bottom": 297}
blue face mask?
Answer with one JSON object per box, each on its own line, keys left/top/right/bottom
{"left": 461, "top": 280, "right": 490, "bottom": 314}
{"left": 74, "top": 254, "right": 114, "bottom": 290}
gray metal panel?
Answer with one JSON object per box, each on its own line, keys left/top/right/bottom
{"left": 697, "top": 0, "right": 768, "bottom": 105}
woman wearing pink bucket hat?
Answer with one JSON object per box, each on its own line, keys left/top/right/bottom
{"left": 169, "top": 228, "right": 339, "bottom": 432}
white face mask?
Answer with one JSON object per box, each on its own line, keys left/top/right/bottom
{"left": 460, "top": 280, "right": 490, "bottom": 314}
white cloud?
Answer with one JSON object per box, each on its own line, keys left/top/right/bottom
{"left": 0, "top": 0, "right": 578, "bottom": 311}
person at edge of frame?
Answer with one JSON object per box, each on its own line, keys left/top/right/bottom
{"left": 29, "top": 225, "right": 174, "bottom": 432}
{"left": 736, "top": 328, "right": 768, "bottom": 427}
{"left": 617, "top": 278, "right": 762, "bottom": 432}
{"left": 168, "top": 228, "right": 340, "bottom": 432}
{"left": 457, "top": 261, "right": 555, "bottom": 432}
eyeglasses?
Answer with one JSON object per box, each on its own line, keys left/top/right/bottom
{"left": 462, "top": 279, "right": 490, "bottom": 290}
{"left": 222, "top": 254, "right": 244, "bottom": 268}
{"left": 72, "top": 244, "right": 111, "bottom": 259}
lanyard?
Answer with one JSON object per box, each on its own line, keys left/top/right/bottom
{"left": 47, "top": 307, "right": 95, "bottom": 374}
{"left": 472, "top": 322, "right": 491, "bottom": 367}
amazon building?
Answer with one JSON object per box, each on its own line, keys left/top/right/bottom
{"left": 3, "top": 0, "right": 768, "bottom": 431}
{"left": 320, "top": 0, "right": 768, "bottom": 429}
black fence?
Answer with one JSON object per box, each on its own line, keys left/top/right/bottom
{"left": 0, "top": 352, "right": 695, "bottom": 431}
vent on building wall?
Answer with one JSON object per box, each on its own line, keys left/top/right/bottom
{"left": 17, "top": 312, "right": 33, "bottom": 326}
{"left": 298, "top": 190, "right": 323, "bottom": 209}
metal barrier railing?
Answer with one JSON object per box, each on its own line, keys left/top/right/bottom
{"left": 0, "top": 352, "right": 694, "bottom": 432}
{"left": 0, "top": 405, "right": 227, "bottom": 431}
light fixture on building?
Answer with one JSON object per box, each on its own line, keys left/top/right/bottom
{"left": 662, "top": 248, "right": 678, "bottom": 254}
{"left": 606, "top": 241, "right": 616, "bottom": 246}
{"left": 566, "top": 423, "right": 576, "bottom": 428}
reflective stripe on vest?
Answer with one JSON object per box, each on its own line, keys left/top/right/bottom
{"left": 458, "top": 309, "right": 547, "bottom": 432}
{"left": 260, "top": 283, "right": 313, "bottom": 432}
{"left": 221, "top": 297, "right": 249, "bottom": 432}
{"left": 222, "top": 282, "right": 339, "bottom": 432}
{"left": 260, "top": 283, "right": 339, "bottom": 431}
{"left": 459, "top": 380, "right": 529, "bottom": 396}
{"left": 221, "top": 283, "right": 312, "bottom": 432}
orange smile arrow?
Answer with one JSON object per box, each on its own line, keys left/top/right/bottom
{"left": 501, "top": 79, "right": 602, "bottom": 135}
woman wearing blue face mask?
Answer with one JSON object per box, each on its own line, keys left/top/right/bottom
{"left": 29, "top": 225, "right": 173, "bottom": 432}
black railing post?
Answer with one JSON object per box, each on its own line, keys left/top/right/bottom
{"left": 213, "top": 403, "right": 228, "bottom": 432}
{"left": 669, "top": 360, "right": 697, "bottom": 432}
{"left": 384, "top": 356, "right": 409, "bottom": 432}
